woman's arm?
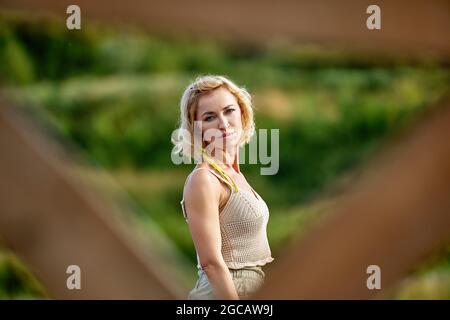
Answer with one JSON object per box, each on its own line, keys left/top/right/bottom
{"left": 183, "top": 170, "right": 239, "bottom": 300}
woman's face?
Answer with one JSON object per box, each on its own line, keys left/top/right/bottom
{"left": 195, "top": 86, "right": 243, "bottom": 153}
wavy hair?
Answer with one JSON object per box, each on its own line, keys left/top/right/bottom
{"left": 172, "top": 75, "right": 255, "bottom": 160}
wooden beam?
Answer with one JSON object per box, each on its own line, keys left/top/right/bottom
{"left": 0, "top": 96, "right": 183, "bottom": 299}
{"left": 0, "top": 0, "right": 449, "bottom": 61}
{"left": 253, "top": 95, "right": 450, "bottom": 299}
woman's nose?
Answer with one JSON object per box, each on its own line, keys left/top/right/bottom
{"left": 218, "top": 115, "right": 229, "bottom": 129}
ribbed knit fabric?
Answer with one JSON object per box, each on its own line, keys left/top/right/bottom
{"left": 181, "top": 167, "right": 274, "bottom": 270}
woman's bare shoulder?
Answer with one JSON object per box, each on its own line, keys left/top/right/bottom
{"left": 183, "top": 165, "right": 222, "bottom": 203}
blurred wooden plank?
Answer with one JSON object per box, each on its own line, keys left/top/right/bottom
{"left": 0, "top": 0, "right": 449, "bottom": 62}
{"left": 0, "top": 96, "right": 182, "bottom": 299}
{"left": 253, "top": 95, "right": 450, "bottom": 299}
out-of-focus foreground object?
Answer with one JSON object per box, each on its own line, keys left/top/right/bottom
{"left": 0, "top": 0, "right": 449, "bottom": 299}
{"left": 1, "top": 0, "right": 449, "bottom": 62}
{"left": 0, "top": 97, "right": 182, "bottom": 299}
{"left": 253, "top": 95, "right": 450, "bottom": 299}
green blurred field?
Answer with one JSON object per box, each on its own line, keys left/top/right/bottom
{"left": 0, "top": 13, "right": 449, "bottom": 299}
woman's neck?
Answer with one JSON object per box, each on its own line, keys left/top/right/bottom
{"left": 203, "top": 147, "right": 240, "bottom": 173}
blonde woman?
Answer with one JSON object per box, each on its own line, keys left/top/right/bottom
{"left": 173, "top": 75, "right": 274, "bottom": 300}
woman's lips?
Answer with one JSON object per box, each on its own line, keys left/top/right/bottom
{"left": 222, "top": 131, "right": 236, "bottom": 138}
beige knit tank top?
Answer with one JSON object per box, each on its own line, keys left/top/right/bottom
{"left": 180, "top": 167, "right": 274, "bottom": 270}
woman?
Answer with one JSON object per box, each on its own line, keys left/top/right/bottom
{"left": 172, "top": 75, "right": 274, "bottom": 300}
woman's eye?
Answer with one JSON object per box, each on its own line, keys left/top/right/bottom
{"left": 225, "top": 108, "right": 235, "bottom": 114}
{"left": 204, "top": 116, "right": 214, "bottom": 122}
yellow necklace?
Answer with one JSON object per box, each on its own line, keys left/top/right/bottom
{"left": 201, "top": 148, "right": 238, "bottom": 192}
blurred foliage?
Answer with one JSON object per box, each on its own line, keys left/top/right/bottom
{"left": 0, "top": 244, "right": 49, "bottom": 299}
{"left": 0, "top": 13, "right": 449, "bottom": 299}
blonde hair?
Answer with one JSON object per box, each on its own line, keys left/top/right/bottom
{"left": 172, "top": 75, "right": 255, "bottom": 160}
